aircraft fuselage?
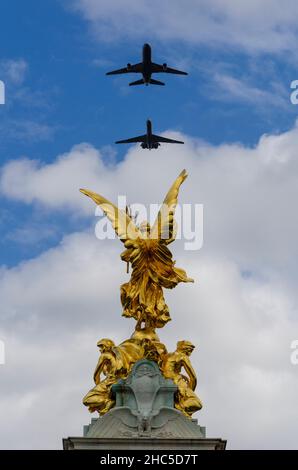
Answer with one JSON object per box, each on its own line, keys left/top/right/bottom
{"left": 142, "top": 43, "right": 152, "bottom": 84}
{"left": 142, "top": 119, "right": 159, "bottom": 149}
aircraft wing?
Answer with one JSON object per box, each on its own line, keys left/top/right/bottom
{"left": 151, "top": 134, "right": 184, "bottom": 144}
{"left": 115, "top": 134, "right": 146, "bottom": 144}
{"left": 151, "top": 63, "right": 187, "bottom": 75}
{"left": 106, "top": 63, "right": 143, "bottom": 75}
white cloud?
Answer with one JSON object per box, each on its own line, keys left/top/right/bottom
{"left": 71, "top": 0, "right": 298, "bottom": 55}
{"left": 0, "top": 58, "right": 56, "bottom": 142}
{"left": 210, "top": 73, "right": 289, "bottom": 109}
{"left": 1, "top": 124, "right": 298, "bottom": 448}
{"left": 0, "top": 144, "right": 107, "bottom": 212}
{"left": 2, "top": 124, "right": 298, "bottom": 271}
{"left": 6, "top": 224, "right": 57, "bottom": 246}
{"left": 0, "top": 59, "right": 28, "bottom": 85}
{"left": 0, "top": 233, "right": 297, "bottom": 449}
{"left": 0, "top": 119, "right": 56, "bottom": 142}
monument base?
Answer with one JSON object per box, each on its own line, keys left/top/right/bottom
{"left": 63, "top": 360, "right": 226, "bottom": 451}
{"left": 63, "top": 436, "right": 226, "bottom": 450}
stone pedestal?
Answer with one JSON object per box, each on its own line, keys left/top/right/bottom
{"left": 63, "top": 436, "right": 226, "bottom": 450}
{"left": 63, "top": 359, "right": 226, "bottom": 450}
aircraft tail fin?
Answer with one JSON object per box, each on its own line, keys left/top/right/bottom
{"left": 129, "top": 79, "right": 145, "bottom": 86}
{"left": 149, "top": 78, "right": 165, "bottom": 86}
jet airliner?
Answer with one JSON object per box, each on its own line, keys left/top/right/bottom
{"left": 115, "top": 120, "right": 184, "bottom": 149}
{"left": 106, "top": 43, "right": 187, "bottom": 86}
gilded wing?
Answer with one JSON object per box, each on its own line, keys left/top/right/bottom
{"left": 80, "top": 188, "right": 141, "bottom": 242}
{"left": 150, "top": 169, "right": 187, "bottom": 244}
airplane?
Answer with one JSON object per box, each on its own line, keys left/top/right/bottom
{"left": 115, "top": 120, "right": 184, "bottom": 149}
{"left": 106, "top": 43, "right": 187, "bottom": 86}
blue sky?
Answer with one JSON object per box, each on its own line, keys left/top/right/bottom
{"left": 1, "top": 0, "right": 298, "bottom": 266}
{"left": 1, "top": 0, "right": 298, "bottom": 449}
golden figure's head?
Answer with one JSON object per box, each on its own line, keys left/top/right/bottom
{"left": 177, "top": 340, "right": 195, "bottom": 356}
{"left": 139, "top": 221, "right": 151, "bottom": 236}
{"left": 97, "top": 338, "right": 115, "bottom": 353}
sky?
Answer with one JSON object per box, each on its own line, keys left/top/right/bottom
{"left": 0, "top": 0, "right": 298, "bottom": 449}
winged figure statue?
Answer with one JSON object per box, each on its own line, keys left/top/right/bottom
{"left": 80, "top": 169, "right": 193, "bottom": 330}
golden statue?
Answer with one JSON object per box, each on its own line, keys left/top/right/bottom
{"left": 162, "top": 341, "right": 202, "bottom": 417}
{"left": 80, "top": 170, "right": 202, "bottom": 418}
{"left": 83, "top": 338, "right": 144, "bottom": 414}
{"left": 80, "top": 169, "right": 193, "bottom": 330}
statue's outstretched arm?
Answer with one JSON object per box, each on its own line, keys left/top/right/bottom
{"left": 93, "top": 355, "right": 105, "bottom": 385}
{"left": 183, "top": 356, "right": 197, "bottom": 391}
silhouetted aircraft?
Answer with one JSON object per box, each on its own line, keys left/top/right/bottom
{"left": 115, "top": 120, "right": 184, "bottom": 149}
{"left": 106, "top": 43, "right": 187, "bottom": 86}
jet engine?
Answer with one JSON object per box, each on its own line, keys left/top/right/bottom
{"left": 127, "top": 63, "right": 132, "bottom": 70}
{"left": 141, "top": 143, "right": 147, "bottom": 149}
{"left": 163, "top": 63, "right": 167, "bottom": 71}
{"left": 152, "top": 143, "right": 160, "bottom": 149}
